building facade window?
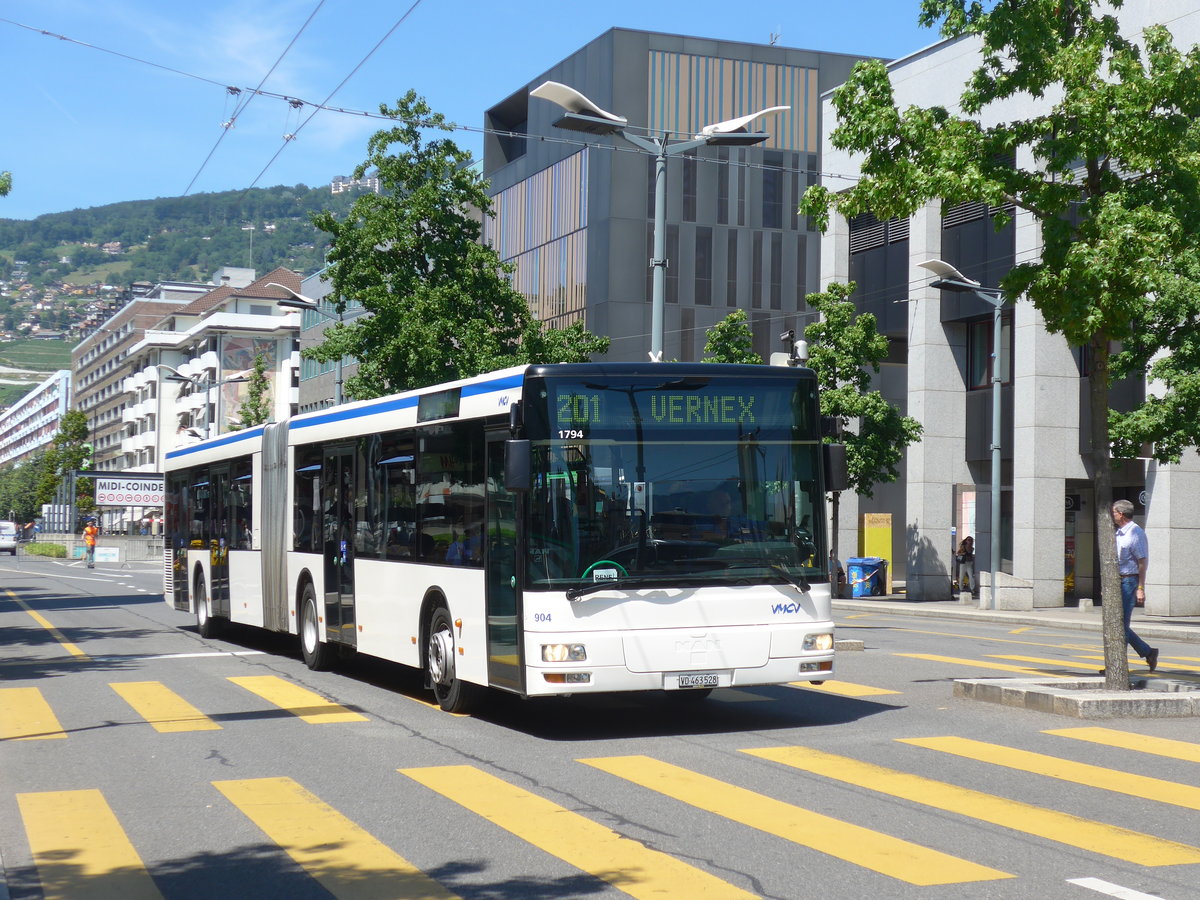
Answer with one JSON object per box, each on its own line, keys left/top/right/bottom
{"left": 967, "top": 313, "right": 1012, "bottom": 389}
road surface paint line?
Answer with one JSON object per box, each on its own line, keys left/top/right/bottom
{"left": 88, "top": 651, "right": 267, "bottom": 662}
{"left": 894, "top": 653, "right": 1070, "bottom": 677}
{"left": 214, "top": 777, "right": 459, "bottom": 900}
{"left": 579, "top": 755, "right": 1009, "bottom": 886}
{"left": 796, "top": 680, "right": 900, "bottom": 697}
{"left": 17, "top": 789, "right": 162, "bottom": 900}
{"left": 109, "top": 682, "right": 221, "bottom": 733}
{"left": 1045, "top": 727, "right": 1200, "bottom": 764}
{"left": 1071, "top": 653, "right": 1196, "bottom": 674}
{"left": 402, "top": 763, "right": 761, "bottom": 898}
{"left": 842, "top": 614, "right": 876, "bottom": 619}
{"left": 986, "top": 654, "right": 1102, "bottom": 670}
{"left": 0, "top": 687, "right": 67, "bottom": 741}
{"left": 901, "top": 736, "right": 1200, "bottom": 812}
{"left": 1066, "top": 877, "right": 1165, "bottom": 899}
{"left": 745, "top": 745, "right": 1200, "bottom": 866}
{"left": 226, "top": 676, "right": 368, "bottom": 724}
{"left": 1009, "top": 626, "right": 1032, "bottom": 633}
{"left": 5, "top": 589, "right": 87, "bottom": 658}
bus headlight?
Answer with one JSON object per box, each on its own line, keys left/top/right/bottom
{"left": 804, "top": 633, "right": 834, "bottom": 652}
{"left": 542, "top": 643, "right": 587, "bottom": 662}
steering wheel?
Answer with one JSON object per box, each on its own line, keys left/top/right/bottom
{"left": 581, "top": 559, "right": 629, "bottom": 579}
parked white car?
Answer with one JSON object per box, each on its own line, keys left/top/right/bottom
{"left": 0, "top": 521, "right": 18, "bottom": 555}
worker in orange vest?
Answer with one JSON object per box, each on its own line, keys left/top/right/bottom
{"left": 83, "top": 519, "right": 99, "bottom": 568}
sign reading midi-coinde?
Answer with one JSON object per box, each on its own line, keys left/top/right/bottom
{"left": 94, "top": 476, "right": 164, "bottom": 507}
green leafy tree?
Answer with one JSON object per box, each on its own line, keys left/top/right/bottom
{"left": 0, "top": 171, "right": 10, "bottom": 196}
{"left": 0, "top": 453, "right": 46, "bottom": 522}
{"left": 310, "top": 91, "right": 607, "bottom": 398}
{"left": 36, "top": 410, "right": 95, "bottom": 521}
{"left": 801, "top": 0, "right": 1200, "bottom": 687}
{"left": 702, "top": 310, "right": 762, "bottom": 364}
{"left": 231, "top": 353, "right": 272, "bottom": 429}
{"left": 803, "top": 282, "right": 922, "bottom": 579}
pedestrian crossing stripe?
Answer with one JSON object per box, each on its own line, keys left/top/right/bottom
{"left": 400, "top": 764, "right": 758, "bottom": 898}
{"left": 894, "top": 653, "right": 1071, "bottom": 677}
{"left": 579, "top": 755, "right": 1010, "bottom": 886}
{"left": 17, "top": 789, "right": 162, "bottom": 899}
{"left": 797, "top": 680, "right": 900, "bottom": 697}
{"left": 1044, "top": 727, "right": 1200, "bottom": 764}
{"left": 900, "top": 736, "right": 1200, "bottom": 812}
{"left": 226, "top": 675, "right": 369, "bottom": 723}
{"left": 109, "top": 682, "right": 221, "bottom": 733}
{"left": 214, "top": 777, "right": 459, "bottom": 899}
{"left": 985, "top": 654, "right": 1101, "bottom": 670}
{"left": 0, "top": 687, "right": 67, "bottom": 741}
{"left": 745, "top": 745, "right": 1200, "bottom": 866}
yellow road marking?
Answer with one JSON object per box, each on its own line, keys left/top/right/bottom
{"left": 580, "top": 755, "right": 1009, "bottom": 886}
{"left": 17, "top": 789, "right": 162, "bottom": 899}
{"left": 402, "top": 763, "right": 757, "bottom": 898}
{"left": 1045, "top": 727, "right": 1200, "bottom": 764}
{"left": 894, "top": 653, "right": 1070, "bottom": 677}
{"left": 226, "top": 676, "right": 368, "bottom": 723}
{"left": 842, "top": 614, "right": 876, "bottom": 619}
{"left": 1008, "top": 626, "right": 1031, "bottom": 633}
{"left": 1071, "top": 653, "right": 1195, "bottom": 673}
{"left": 215, "top": 777, "right": 458, "bottom": 899}
{"left": 0, "top": 687, "right": 67, "bottom": 741}
{"left": 748, "top": 745, "right": 1200, "bottom": 866}
{"left": 797, "top": 680, "right": 900, "bottom": 697}
{"left": 110, "top": 682, "right": 221, "bottom": 732}
{"left": 6, "top": 589, "right": 87, "bottom": 659}
{"left": 986, "top": 654, "right": 1098, "bottom": 670}
{"left": 901, "top": 736, "right": 1200, "bottom": 812}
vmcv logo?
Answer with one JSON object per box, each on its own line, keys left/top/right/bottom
{"left": 771, "top": 602, "right": 806, "bottom": 615}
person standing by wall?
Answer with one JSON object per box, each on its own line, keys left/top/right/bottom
{"left": 83, "top": 519, "right": 99, "bottom": 569}
{"left": 1108, "top": 499, "right": 1159, "bottom": 673}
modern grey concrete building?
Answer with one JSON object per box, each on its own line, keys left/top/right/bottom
{"left": 817, "top": 1, "right": 1200, "bottom": 616}
{"left": 483, "top": 28, "right": 872, "bottom": 363}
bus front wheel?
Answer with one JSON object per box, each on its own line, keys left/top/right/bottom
{"left": 300, "top": 584, "right": 332, "bottom": 671}
{"left": 426, "top": 604, "right": 479, "bottom": 714}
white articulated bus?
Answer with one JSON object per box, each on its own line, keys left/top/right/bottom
{"left": 163, "top": 362, "right": 846, "bottom": 712}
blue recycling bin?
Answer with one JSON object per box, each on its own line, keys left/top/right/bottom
{"left": 847, "top": 556, "right": 887, "bottom": 597}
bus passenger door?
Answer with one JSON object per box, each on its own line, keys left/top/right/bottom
{"left": 485, "top": 434, "right": 522, "bottom": 691}
{"left": 210, "top": 467, "right": 231, "bottom": 618}
{"left": 321, "top": 446, "right": 356, "bottom": 647}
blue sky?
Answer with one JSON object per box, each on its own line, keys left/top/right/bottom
{"left": 0, "top": 1, "right": 942, "bottom": 221}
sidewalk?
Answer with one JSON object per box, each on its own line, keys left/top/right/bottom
{"left": 833, "top": 594, "right": 1200, "bottom": 645}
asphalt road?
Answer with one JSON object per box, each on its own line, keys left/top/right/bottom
{"left": 2, "top": 555, "right": 1199, "bottom": 900}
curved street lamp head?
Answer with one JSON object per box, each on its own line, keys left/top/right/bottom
{"left": 266, "top": 282, "right": 317, "bottom": 307}
{"left": 694, "top": 105, "right": 789, "bottom": 140}
{"left": 529, "top": 81, "right": 627, "bottom": 126}
{"left": 917, "top": 258, "right": 976, "bottom": 285}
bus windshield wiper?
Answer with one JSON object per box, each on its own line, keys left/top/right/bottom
{"left": 699, "top": 557, "right": 811, "bottom": 594}
{"left": 565, "top": 575, "right": 687, "bottom": 601}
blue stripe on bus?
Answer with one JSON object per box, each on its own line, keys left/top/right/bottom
{"left": 289, "top": 372, "right": 526, "bottom": 431}
{"left": 164, "top": 426, "right": 265, "bottom": 460}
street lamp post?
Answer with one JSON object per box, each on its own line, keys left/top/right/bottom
{"left": 267, "top": 283, "right": 342, "bottom": 407}
{"left": 918, "top": 259, "right": 1006, "bottom": 609}
{"left": 155, "top": 363, "right": 248, "bottom": 439}
{"left": 529, "top": 81, "right": 787, "bottom": 361}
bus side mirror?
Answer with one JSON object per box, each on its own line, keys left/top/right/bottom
{"left": 823, "top": 443, "right": 848, "bottom": 493}
{"left": 505, "top": 440, "right": 531, "bottom": 492}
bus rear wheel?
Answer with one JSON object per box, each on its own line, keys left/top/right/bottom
{"left": 426, "top": 603, "right": 479, "bottom": 714}
{"left": 300, "top": 584, "right": 332, "bottom": 671}
{"left": 194, "top": 571, "right": 222, "bottom": 639}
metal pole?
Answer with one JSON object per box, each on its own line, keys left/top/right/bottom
{"left": 650, "top": 140, "right": 668, "bottom": 362}
{"left": 334, "top": 310, "right": 344, "bottom": 406}
{"left": 989, "top": 299, "right": 1002, "bottom": 610}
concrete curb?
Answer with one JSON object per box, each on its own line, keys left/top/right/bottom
{"left": 833, "top": 598, "right": 1200, "bottom": 645}
{"left": 954, "top": 676, "right": 1200, "bottom": 718}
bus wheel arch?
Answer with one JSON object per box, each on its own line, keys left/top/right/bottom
{"left": 193, "top": 563, "right": 222, "bottom": 639}
{"left": 422, "top": 591, "right": 480, "bottom": 714}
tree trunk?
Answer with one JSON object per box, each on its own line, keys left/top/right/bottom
{"left": 1089, "top": 335, "right": 1129, "bottom": 690}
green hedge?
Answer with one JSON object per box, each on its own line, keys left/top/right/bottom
{"left": 22, "top": 542, "right": 67, "bottom": 558}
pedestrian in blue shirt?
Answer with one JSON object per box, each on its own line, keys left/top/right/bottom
{"left": 1106, "top": 499, "right": 1158, "bottom": 673}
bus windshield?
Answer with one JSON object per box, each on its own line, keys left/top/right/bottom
{"left": 524, "top": 372, "right": 827, "bottom": 591}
